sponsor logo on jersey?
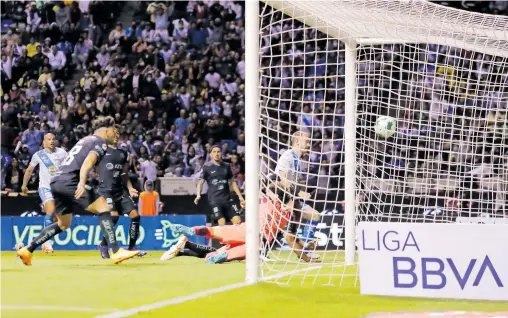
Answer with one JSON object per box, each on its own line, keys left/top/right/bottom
{"left": 48, "top": 165, "right": 57, "bottom": 175}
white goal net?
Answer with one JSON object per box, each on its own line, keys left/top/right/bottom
{"left": 255, "top": 0, "right": 508, "bottom": 286}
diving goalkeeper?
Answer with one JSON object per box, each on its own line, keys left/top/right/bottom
{"left": 160, "top": 195, "right": 319, "bottom": 264}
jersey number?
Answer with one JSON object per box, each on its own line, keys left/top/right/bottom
{"left": 61, "top": 141, "right": 84, "bottom": 166}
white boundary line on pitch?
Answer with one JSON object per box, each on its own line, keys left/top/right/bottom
{"left": 2, "top": 305, "right": 119, "bottom": 312}
{"left": 95, "top": 266, "right": 322, "bottom": 318}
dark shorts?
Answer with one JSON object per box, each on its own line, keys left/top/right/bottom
{"left": 97, "top": 189, "right": 137, "bottom": 215}
{"left": 209, "top": 197, "right": 241, "bottom": 222}
{"left": 51, "top": 179, "right": 96, "bottom": 216}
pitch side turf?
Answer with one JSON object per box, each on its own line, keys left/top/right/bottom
{"left": 1, "top": 251, "right": 506, "bottom": 318}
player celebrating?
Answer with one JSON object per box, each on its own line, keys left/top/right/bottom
{"left": 194, "top": 145, "right": 245, "bottom": 225}
{"left": 17, "top": 117, "right": 140, "bottom": 265}
{"left": 274, "top": 131, "right": 321, "bottom": 256}
{"left": 21, "top": 133, "right": 68, "bottom": 253}
{"left": 97, "top": 141, "right": 146, "bottom": 258}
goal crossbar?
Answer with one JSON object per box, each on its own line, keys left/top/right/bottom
{"left": 264, "top": 0, "right": 508, "bottom": 57}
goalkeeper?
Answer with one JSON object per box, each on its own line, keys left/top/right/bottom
{"left": 160, "top": 195, "right": 319, "bottom": 264}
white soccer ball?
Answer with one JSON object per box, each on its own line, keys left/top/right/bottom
{"left": 374, "top": 115, "right": 397, "bottom": 137}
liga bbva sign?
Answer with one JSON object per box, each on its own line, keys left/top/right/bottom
{"left": 357, "top": 222, "right": 508, "bottom": 301}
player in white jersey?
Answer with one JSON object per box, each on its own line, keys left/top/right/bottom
{"left": 21, "top": 133, "right": 67, "bottom": 253}
{"left": 274, "top": 131, "right": 321, "bottom": 260}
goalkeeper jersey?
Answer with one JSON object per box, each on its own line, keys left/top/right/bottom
{"left": 259, "top": 196, "right": 291, "bottom": 243}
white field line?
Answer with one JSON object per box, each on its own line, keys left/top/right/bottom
{"left": 95, "top": 266, "right": 322, "bottom": 318}
{"left": 2, "top": 305, "right": 119, "bottom": 312}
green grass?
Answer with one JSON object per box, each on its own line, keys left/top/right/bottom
{"left": 1, "top": 251, "right": 506, "bottom": 318}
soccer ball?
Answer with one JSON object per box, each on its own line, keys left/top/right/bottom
{"left": 374, "top": 115, "right": 397, "bottom": 137}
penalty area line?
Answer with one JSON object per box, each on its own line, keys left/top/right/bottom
{"left": 2, "top": 305, "right": 119, "bottom": 312}
{"left": 95, "top": 266, "right": 322, "bottom": 318}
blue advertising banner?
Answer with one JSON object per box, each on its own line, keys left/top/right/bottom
{"left": 1, "top": 215, "right": 208, "bottom": 251}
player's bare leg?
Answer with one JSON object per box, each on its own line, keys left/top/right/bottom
{"left": 88, "top": 196, "right": 140, "bottom": 264}
{"left": 217, "top": 217, "right": 226, "bottom": 226}
{"left": 284, "top": 232, "right": 320, "bottom": 263}
{"left": 17, "top": 214, "right": 72, "bottom": 266}
{"left": 230, "top": 215, "right": 242, "bottom": 225}
{"left": 42, "top": 200, "right": 56, "bottom": 253}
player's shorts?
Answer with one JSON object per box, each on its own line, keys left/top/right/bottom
{"left": 209, "top": 197, "right": 242, "bottom": 222}
{"left": 96, "top": 189, "right": 136, "bottom": 215}
{"left": 38, "top": 187, "right": 54, "bottom": 205}
{"left": 50, "top": 179, "right": 96, "bottom": 216}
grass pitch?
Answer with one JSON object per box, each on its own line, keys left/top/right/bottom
{"left": 1, "top": 251, "right": 506, "bottom": 318}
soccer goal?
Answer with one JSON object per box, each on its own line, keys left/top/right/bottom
{"left": 244, "top": 0, "right": 508, "bottom": 293}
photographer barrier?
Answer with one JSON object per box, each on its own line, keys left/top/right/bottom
{"left": 1, "top": 215, "right": 208, "bottom": 251}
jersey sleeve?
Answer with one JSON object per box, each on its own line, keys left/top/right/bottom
{"left": 29, "top": 153, "right": 40, "bottom": 168}
{"left": 91, "top": 137, "right": 108, "bottom": 161}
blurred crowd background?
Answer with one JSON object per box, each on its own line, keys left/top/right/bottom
{"left": 1, "top": 0, "right": 246, "bottom": 193}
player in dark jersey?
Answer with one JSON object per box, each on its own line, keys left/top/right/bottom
{"left": 194, "top": 145, "right": 245, "bottom": 225}
{"left": 96, "top": 143, "right": 147, "bottom": 258}
{"left": 17, "top": 117, "right": 141, "bottom": 265}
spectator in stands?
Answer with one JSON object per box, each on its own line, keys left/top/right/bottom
{"left": 138, "top": 180, "right": 160, "bottom": 216}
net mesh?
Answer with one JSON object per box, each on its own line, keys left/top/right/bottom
{"left": 258, "top": 0, "right": 508, "bottom": 285}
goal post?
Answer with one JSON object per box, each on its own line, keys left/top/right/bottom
{"left": 245, "top": 0, "right": 261, "bottom": 284}
{"left": 245, "top": 0, "right": 508, "bottom": 292}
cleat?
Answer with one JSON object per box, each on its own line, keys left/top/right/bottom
{"left": 111, "top": 248, "right": 140, "bottom": 264}
{"left": 306, "top": 252, "right": 320, "bottom": 260}
{"left": 98, "top": 243, "right": 110, "bottom": 259}
{"left": 160, "top": 236, "right": 187, "bottom": 261}
{"left": 17, "top": 247, "right": 33, "bottom": 266}
{"left": 169, "top": 224, "right": 195, "bottom": 237}
{"left": 206, "top": 250, "right": 228, "bottom": 264}
{"left": 42, "top": 241, "right": 54, "bottom": 254}
{"left": 127, "top": 247, "right": 147, "bottom": 257}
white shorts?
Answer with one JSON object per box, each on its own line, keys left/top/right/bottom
{"left": 38, "top": 187, "right": 54, "bottom": 205}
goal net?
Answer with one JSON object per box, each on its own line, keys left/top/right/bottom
{"left": 255, "top": 0, "right": 508, "bottom": 286}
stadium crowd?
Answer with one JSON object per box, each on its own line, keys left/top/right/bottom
{"left": 1, "top": 0, "right": 506, "bottom": 217}
{"left": 1, "top": 1, "right": 247, "bottom": 194}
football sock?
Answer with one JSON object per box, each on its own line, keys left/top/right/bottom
{"left": 27, "top": 223, "right": 63, "bottom": 253}
{"left": 43, "top": 213, "right": 53, "bottom": 228}
{"left": 128, "top": 215, "right": 140, "bottom": 250}
{"left": 99, "top": 213, "right": 120, "bottom": 253}
{"left": 185, "top": 241, "right": 216, "bottom": 258}
{"left": 178, "top": 248, "right": 201, "bottom": 258}
{"left": 101, "top": 215, "right": 119, "bottom": 247}
{"left": 303, "top": 220, "right": 319, "bottom": 243}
